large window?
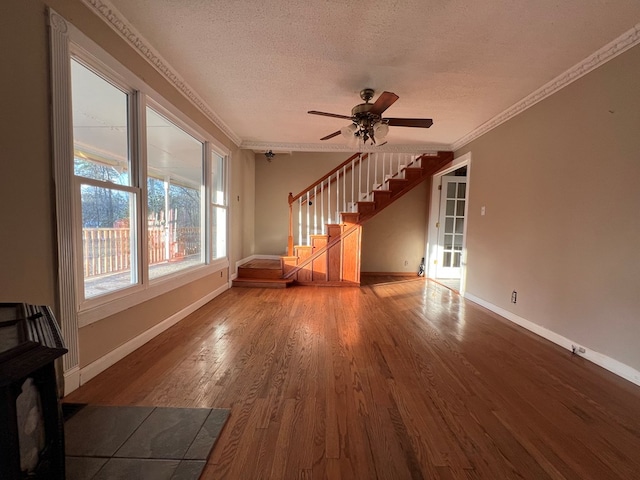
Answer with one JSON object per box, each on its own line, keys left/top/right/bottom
{"left": 68, "top": 52, "right": 228, "bottom": 309}
{"left": 146, "top": 107, "right": 204, "bottom": 280}
{"left": 71, "top": 59, "right": 139, "bottom": 300}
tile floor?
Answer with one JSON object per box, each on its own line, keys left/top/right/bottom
{"left": 64, "top": 405, "right": 229, "bottom": 480}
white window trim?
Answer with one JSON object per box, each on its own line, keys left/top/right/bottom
{"left": 51, "top": 10, "right": 231, "bottom": 331}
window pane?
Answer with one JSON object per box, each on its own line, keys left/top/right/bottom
{"left": 212, "top": 153, "right": 226, "bottom": 206}
{"left": 146, "top": 107, "right": 204, "bottom": 279}
{"left": 444, "top": 234, "right": 453, "bottom": 250}
{"left": 71, "top": 60, "right": 130, "bottom": 185}
{"left": 212, "top": 206, "right": 227, "bottom": 260}
{"left": 454, "top": 235, "right": 463, "bottom": 250}
{"left": 80, "top": 185, "right": 136, "bottom": 298}
{"left": 446, "top": 200, "right": 455, "bottom": 216}
{"left": 455, "top": 218, "right": 465, "bottom": 234}
{"left": 445, "top": 217, "right": 454, "bottom": 234}
{"left": 457, "top": 183, "right": 466, "bottom": 199}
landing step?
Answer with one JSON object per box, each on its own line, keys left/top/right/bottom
{"left": 232, "top": 277, "right": 294, "bottom": 289}
{"left": 237, "top": 258, "right": 283, "bottom": 279}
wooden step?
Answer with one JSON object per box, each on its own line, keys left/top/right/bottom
{"left": 310, "top": 234, "right": 328, "bottom": 250}
{"left": 232, "top": 277, "right": 294, "bottom": 288}
{"left": 373, "top": 190, "right": 392, "bottom": 209}
{"left": 403, "top": 167, "right": 423, "bottom": 182}
{"left": 388, "top": 178, "right": 409, "bottom": 195}
{"left": 341, "top": 212, "right": 360, "bottom": 225}
{"left": 327, "top": 224, "right": 342, "bottom": 239}
{"left": 294, "top": 245, "right": 313, "bottom": 261}
{"left": 237, "top": 260, "right": 283, "bottom": 279}
{"left": 356, "top": 201, "right": 375, "bottom": 214}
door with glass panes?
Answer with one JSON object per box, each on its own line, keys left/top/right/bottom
{"left": 436, "top": 176, "right": 467, "bottom": 278}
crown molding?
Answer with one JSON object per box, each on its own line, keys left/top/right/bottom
{"left": 452, "top": 22, "right": 640, "bottom": 151}
{"left": 80, "top": 0, "right": 242, "bottom": 146}
{"left": 240, "top": 140, "right": 448, "bottom": 154}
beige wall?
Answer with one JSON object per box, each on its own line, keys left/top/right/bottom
{"left": 458, "top": 44, "right": 640, "bottom": 372}
{"left": 361, "top": 182, "right": 430, "bottom": 273}
{"left": 1, "top": 0, "right": 57, "bottom": 307}
{"left": 1, "top": 1, "right": 251, "bottom": 373}
{"left": 79, "top": 270, "right": 228, "bottom": 367}
{"left": 230, "top": 148, "right": 256, "bottom": 266}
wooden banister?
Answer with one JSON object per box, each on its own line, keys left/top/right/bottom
{"left": 288, "top": 153, "right": 368, "bottom": 204}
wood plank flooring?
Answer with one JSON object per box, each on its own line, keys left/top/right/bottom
{"left": 64, "top": 277, "right": 640, "bottom": 479}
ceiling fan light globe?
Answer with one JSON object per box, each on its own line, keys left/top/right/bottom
{"left": 374, "top": 122, "right": 389, "bottom": 140}
{"left": 341, "top": 123, "right": 357, "bottom": 140}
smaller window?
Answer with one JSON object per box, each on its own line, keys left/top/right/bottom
{"left": 211, "top": 151, "right": 227, "bottom": 260}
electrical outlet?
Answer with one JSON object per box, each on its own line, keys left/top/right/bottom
{"left": 511, "top": 290, "right": 517, "bottom": 304}
{"left": 404, "top": 260, "right": 409, "bottom": 266}
{"left": 571, "top": 345, "right": 586, "bottom": 355}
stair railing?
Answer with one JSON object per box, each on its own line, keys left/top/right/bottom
{"left": 287, "top": 151, "right": 427, "bottom": 255}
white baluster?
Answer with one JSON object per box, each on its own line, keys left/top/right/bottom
{"left": 298, "top": 197, "right": 302, "bottom": 246}
{"left": 373, "top": 152, "right": 378, "bottom": 193}
{"left": 351, "top": 158, "right": 355, "bottom": 211}
{"left": 343, "top": 166, "right": 346, "bottom": 213}
{"left": 336, "top": 170, "right": 340, "bottom": 222}
{"left": 321, "top": 182, "right": 324, "bottom": 234}
{"left": 313, "top": 186, "right": 317, "bottom": 235}
{"left": 328, "top": 174, "right": 332, "bottom": 224}
{"left": 358, "top": 154, "right": 362, "bottom": 201}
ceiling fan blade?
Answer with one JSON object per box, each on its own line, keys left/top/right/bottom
{"left": 308, "top": 110, "right": 353, "bottom": 120}
{"left": 386, "top": 118, "right": 433, "bottom": 128}
{"left": 370, "top": 91, "right": 399, "bottom": 116}
{"left": 320, "top": 130, "right": 342, "bottom": 141}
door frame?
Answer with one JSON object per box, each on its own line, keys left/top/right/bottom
{"left": 425, "top": 152, "right": 472, "bottom": 294}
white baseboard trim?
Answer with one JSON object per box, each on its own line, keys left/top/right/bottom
{"left": 79, "top": 283, "right": 229, "bottom": 386}
{"left": 464, "top": 292, "right": 640, "bottom": 387}
{"left": 63, "top": 366, "right": 80, "bottom": 396}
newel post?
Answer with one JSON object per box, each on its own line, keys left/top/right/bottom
{"left": 287, "top": 192, "right": 294, "bottom": 256}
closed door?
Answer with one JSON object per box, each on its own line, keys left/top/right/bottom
{"left": 437, "top": 176, "right": 467, "bottom": 278}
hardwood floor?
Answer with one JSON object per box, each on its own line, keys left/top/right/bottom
{"left": 64, "top": 278, "right": 640, "bottom": 479}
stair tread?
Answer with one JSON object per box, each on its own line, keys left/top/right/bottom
{"left": 233, "top": 277, "right": 294, "bottom": 288}
{"left": 239, "top": 259, "right": 281, "bottom": 269}
{"left": 234, "top": 277, "right": 292, "bottom": 283}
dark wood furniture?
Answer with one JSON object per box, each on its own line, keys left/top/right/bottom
{"left": 0, "top": 304, "right": 67, "bottom": 479}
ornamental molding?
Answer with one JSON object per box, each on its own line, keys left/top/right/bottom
{"left": 240, "top": 140, "right": 447, "bottom": 154}
{"left": 49, "top": 11, "right": 68, "bottom": 34}
{"left": 80, "top": 0, "right": 242, "bottom": 146}
{"left": 77, "top": 1, "right": 638, "bottom": 154}
{"left": 452, "top": 22, "right": 640, "bottom": 151}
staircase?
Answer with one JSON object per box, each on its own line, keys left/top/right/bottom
{"left": 233, "top": 150, "right": 453, "bottom": 288}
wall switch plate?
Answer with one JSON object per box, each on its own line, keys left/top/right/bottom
{"left": 481, "top": 206, "right": 486, "bottom": 216}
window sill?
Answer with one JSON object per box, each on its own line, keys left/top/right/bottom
{"left": 77, "top": 258, "right": 229, "bottom": 328}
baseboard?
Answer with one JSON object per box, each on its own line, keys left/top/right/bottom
{"left": 63, "top": 366, "right": 80, "bottom": 396}
{"left": 79, "top": 283, "right": 229, "bottom": 386}
{"left": 464, "top": 292, "right": 640, "bottom": 387}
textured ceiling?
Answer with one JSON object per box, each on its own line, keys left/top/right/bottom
{"left": 105, "top": 0, "right": 640, "bottom": 152}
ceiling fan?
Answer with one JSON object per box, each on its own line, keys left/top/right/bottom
{"left": 308, "top": 88, "right": 433, "bottom": 145}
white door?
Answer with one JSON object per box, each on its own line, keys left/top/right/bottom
{"left": 436, "top": 176, "right": 467, "bottom": 279}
